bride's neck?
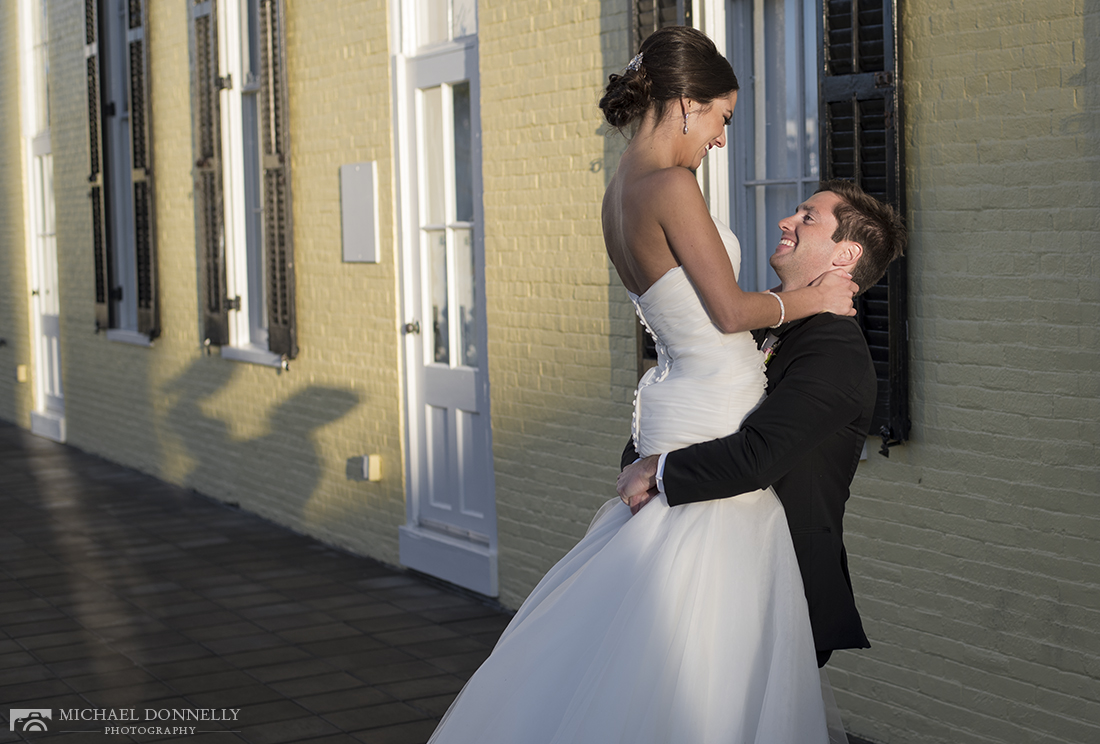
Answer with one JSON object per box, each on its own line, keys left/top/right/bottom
{"left": 626, "top": 119, "right": 688, "bottom": 170}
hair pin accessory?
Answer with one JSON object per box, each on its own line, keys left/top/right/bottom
{"left": 626, "top": 52, "right": 643, "bottom": 72}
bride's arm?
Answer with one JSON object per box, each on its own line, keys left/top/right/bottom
{"left": 654, "top": 168, "right": 855, "bottom": 333}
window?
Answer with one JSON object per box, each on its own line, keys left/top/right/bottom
{"left": 632, "top": 0, "right": 691, "bottom": 50}
{"left": 190, "top": 0, "right": 296, "bottom": 363}
{"left": 728, "top": 0, "right": 909, "bottom": 451}
{"left": 85, "top": 0, "right": 158, "bottom": 341}
{"left": 420, "top": 80, "right": 478, "bottom": 369}
{"left": 728, "top": 0, "right": 820, "bottom": 293}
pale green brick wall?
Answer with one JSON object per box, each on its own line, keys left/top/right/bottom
{"left": 479, "top": 0, "right": 637, "bottom": 607}
{"left": 39, "top": 0, "right": 407, "bottom": 565}
{"left": 0, "top": 2, "right": 33, "bottom": 427}
{"left": 829, "top": 2, "right": 1100, "bottom": 743}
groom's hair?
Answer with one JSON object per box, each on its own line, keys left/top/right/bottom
{"left": 817, "top": 180, "right": 906, "bottom": 295}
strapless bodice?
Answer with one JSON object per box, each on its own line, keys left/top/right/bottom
{"left": 629, "top": 220, "right": 767, "bottom": 456}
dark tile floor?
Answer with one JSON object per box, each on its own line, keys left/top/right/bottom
{"left": 0, "top": 421, "right": 511, "bottom": 744}
{"left": 0, "top": 421, "right": 879, "bottom": 744}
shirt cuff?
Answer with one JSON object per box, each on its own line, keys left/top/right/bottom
{"left": 655, "top": 452, "right": 669, "bottom": 495}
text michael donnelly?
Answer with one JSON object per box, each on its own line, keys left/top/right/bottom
{"left": 58, "top": 709, "right": 241, "bottom": 722}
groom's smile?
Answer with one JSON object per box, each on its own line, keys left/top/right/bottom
{"left": 770, "top": 190, "right": 858, "bottom": 290}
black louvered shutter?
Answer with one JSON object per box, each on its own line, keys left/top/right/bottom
{"left": 85, "top": 0, "right": 111, "bottom": 331}
{"left": 128, "top": 0, "right": 158, "bottom": 338}
{"left": 632, "top": 0, "right": 691, "bottom": 52}
{"left": 190, "top": 0, "right": 229, "bottom": 347}
{"left": 820, "top": 0, "right": 909, "bottom": 454}
{"left": 259, "top": 0, "right": 296, "bottom": 359}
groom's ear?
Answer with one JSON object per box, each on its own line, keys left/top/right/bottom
{"left": 833, "top": 241, "right": 863, "bottom": 271}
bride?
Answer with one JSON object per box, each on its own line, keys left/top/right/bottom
{"left": 428, "top": 27, "right": 857, "bottom": 743}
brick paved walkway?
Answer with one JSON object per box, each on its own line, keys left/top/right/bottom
{"left": 0, "top": 421, "right": 878, "bottom": 744}
{"left": 0, "top": 421, "right": 510, "bottom": 744}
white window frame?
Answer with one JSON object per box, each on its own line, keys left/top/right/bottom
{"left": 695, "top": 1, "right": 731, "bottom": 228}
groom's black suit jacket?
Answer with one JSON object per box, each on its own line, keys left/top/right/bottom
{"left": 622, "top": 313, "right": 874, "bottom": 657}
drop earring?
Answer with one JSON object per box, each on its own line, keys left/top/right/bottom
{"left": 683, "top": 112, "right": 689, "bottom": 135}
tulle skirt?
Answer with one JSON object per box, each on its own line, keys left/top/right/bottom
{"left": 428, "top": 490, "right": 830, "bottom": 744}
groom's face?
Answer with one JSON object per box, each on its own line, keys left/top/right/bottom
{"left": 770, "top": 191, "right": 850, "bottom": 291}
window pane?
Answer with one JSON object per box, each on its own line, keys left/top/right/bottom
{"left": 452, "top": 0, "right": 476, "bottom": 38}
{"left": 427, "top": 230, "right": 449, "bottom": 364}
{"left": 420, "top": 86, "right": 445, "bottom": 225}
{"left": 243, "top": 91, "right": 267, "bottom": 340}
{"left": 245, "top": 0, "right": 261, "bottom": 81}
{"left": 417, "top": 0, "right": 448, "bottom": 47}
{"left": 454, "top": 228, "right": 477, "bottom": 368}
{"left": 37, "top": 154, "right": 59, "bottom": 316}
{"left": 34, "top": 0, "right": 49, "bottom": 131}
{"left": 762, "top": 0, "right": 799, "bottom": 179}
{"left": 801, "top": 0, "right": 819, "bottom": 181}
{"left": 37, "top": 155, "right": 52, "bottom": 237}
{"left": 759, "top": 183, "right": 796, "bottom": 287}
{"left": 452, "top": 82, "right": 473, "bottom": 223}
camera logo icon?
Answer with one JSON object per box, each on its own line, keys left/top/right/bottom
{"left": 10, "top": 710, "right": 51, "bottom": 732}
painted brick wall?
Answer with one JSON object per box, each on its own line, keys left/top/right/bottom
{"left": 8, "top": 3, "right": 1095, "bottom": 740}
{"left": 27, "top": 0, "right": 642, "bottom": 609}
{"left": 479, "top": 0, "right": 638, "bottom": 606}
{"left": 828, "top": 2, "right": 1100, "bottom": 743}
{"left": 0, "top": 3, "right": 33, "bottom": 427}
{"left": 42, "top": 0, "right": 407, "bottom": 566}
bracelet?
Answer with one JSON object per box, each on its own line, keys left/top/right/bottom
{"left": 766, "top": 291, "right": 785, "bottom": 328}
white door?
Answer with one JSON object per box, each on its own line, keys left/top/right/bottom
{"left": 30, "top": 144, "right": 64, "bottom": 440}
{"left": 396, "top": 5, "right": 497, "bottom": 596}
{"left": 20, "top": 0, "right": 64, "bottom": 442}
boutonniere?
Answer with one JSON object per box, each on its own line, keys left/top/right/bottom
{"left": 760, "top": 331, "right": 781, "bottom": 365}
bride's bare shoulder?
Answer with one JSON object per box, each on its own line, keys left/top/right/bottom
{"left": 625, "top": 166, "right": 704, "bottom": 212}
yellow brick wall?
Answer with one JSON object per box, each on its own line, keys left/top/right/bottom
{"left": 479, "top": 0, "right": 637, "bottom": 607}
{"left": 0, "top": 2, "right": 34, "bottom": 427}
{"left": 42, "top": 0, "right": 407, "bottom": 565}
{"left": 17, "top": 0, "right": 644, "bottom": 609}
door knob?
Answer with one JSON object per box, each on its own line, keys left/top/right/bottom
{"left": 403, "top": 320, "right": 421, "bottom": 335}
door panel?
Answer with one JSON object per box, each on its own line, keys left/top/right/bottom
{"left": 398, "top": 36, "right": 496, "bottom": 595}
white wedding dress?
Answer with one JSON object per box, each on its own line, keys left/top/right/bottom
{"left": 429, "top": 222, "right": 829, "bottom": 743}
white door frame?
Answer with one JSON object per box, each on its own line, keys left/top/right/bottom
{"left": 391, "top": 1, "right": 497, "bottom": 596}
{"left": 18, "top": 0, "right": 65, "bottom": 443}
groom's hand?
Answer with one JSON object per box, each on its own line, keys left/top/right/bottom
{"left": 617, "top": 455, "right": 660, "bottom": 515}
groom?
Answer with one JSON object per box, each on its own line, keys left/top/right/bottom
{"left": 617, "top": 179, "right": 906, "bottom": 667}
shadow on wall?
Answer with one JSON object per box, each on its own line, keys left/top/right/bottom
{"left": 163, "top": 356, "right": 359, "bottom": 529}
{"left": 0, "top": 10, "right": 24, "bottom": 425}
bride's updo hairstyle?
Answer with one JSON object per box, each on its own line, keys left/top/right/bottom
{"left": 599, "top": 26, "right": 739, "bottom": 131}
